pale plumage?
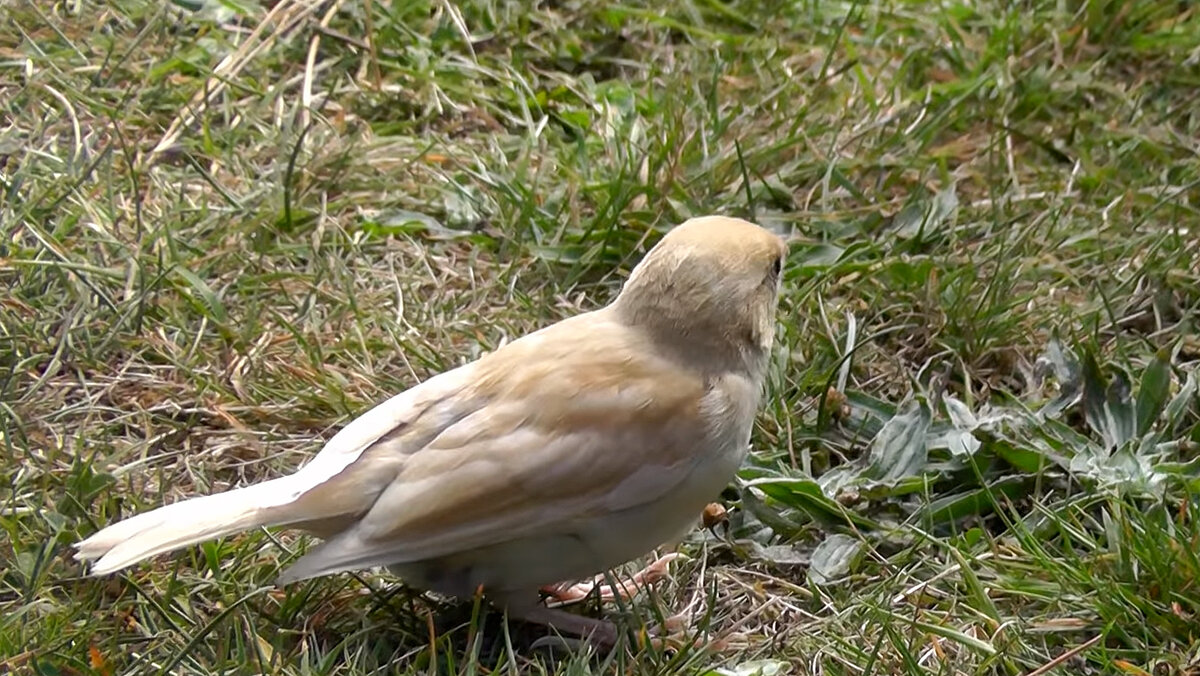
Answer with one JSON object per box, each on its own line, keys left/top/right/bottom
{"left": 75, "top": 215, "right": 788, "bottom": 644}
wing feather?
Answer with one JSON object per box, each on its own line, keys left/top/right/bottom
{"left": 278, "top": 315, "right": 710, "bottom": 583}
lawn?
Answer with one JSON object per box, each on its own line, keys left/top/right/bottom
{"left": 3, "top": 0, "right": 1200, "bottom": 674}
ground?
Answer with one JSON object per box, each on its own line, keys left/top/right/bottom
{"left": 3, "top": 0, "right": 1200, "bottom": 674}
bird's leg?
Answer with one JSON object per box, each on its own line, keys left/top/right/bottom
{"left": 497, "top": 551, "right": 682, "bottom": 652}
{"left": 539, "top": 553, "right": 680, "bottom": 607}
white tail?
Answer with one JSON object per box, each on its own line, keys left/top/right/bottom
{"left": 74, "top": 477, "right": 304, "bottom": 575}
{"left": 73, "top": 365, "right": 475, "bottom": 578}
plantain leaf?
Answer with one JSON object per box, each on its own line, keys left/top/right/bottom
{"left": 916, "top": 477, "right": 1027, "bottom": 526}
{"left": 743, "top": 477, "right": 878, "bottom": 529}
{"left": 738, "top": 484, "right": 809, "bottom": 537}
{"left": 1037, "top": 338, "right": 1081, "bottom": 419}
{"left": 1080, "top": 350, "right": 1135, "bottom": 450}
{"left": 791, "top": 242, "right": 845, "bottom": 268}
{"left": 944, "top": 395, "right": 978, "bottom": 429}
{"left": 866, "top": 399, "right": 931, "bottom": 481}
{"left": 808, "top": 533, "right": 864, "bottom": 585}
{"left": 926, "top": 395, "right": 982, "bottom": 458}
{"left": 739, "top": 542, "right": 810, "bottom": 567}
{"left": 1040, "top": 337, "right": 1080, "bottom": 385}
{"left": 1164, "top": 370, "right": 1198, "bottom": 431}
{"left": 993, "top": 438, "right": 1056, "bottom": 473}
{"left": 1106, "top": 370, "right": 1136, "bottom": 446}
{"left": 1136, "top": 348, "right": 1172, "bottom": 436}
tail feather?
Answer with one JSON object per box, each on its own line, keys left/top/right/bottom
{"left": 75, "top": 477, "right": 303, "bottom": 576}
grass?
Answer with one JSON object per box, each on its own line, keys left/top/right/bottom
{"left": 3, "top": 0, "right": 1200, "bottom": 673}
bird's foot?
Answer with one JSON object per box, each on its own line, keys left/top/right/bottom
{"left": 539, "top": 553, "right": 681, "bottom": 607}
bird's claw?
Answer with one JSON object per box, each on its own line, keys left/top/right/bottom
{"left": 540, "top": 553, "right": 682, "bottom": 606}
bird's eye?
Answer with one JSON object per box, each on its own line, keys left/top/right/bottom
{"left": 770, "top": 256, "right": 782, "bottom": 278}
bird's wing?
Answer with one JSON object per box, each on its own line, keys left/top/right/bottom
{"left": 71, "top": 360, "right": 482, "bottom": 575}
{"left": 277, "top": 316, "right": 716, "bottom": 583}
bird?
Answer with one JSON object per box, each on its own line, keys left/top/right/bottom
{"left": 74, "top": 215, "right": 788, "bottom": 647}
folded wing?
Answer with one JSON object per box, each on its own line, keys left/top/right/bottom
{"left": 278, "top": 316, "right": 709, "bottom": 583}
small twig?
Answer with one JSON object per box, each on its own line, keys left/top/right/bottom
{"left": 1022, "top": 634, "right": 1102, "bottom": 676}
{"left": 313, "top": 25, "right": 368, "bottom": 50}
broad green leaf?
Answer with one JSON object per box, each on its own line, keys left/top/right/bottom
{"left": 891, "top": 183, "right": 958, "bottom": 240}
{"left": 927, "top": 427, "right": 981, "bottom": 458}
{"left": 916, "top": 478, "right": 1027, "bottom": 526}
{"left": 1080, "top": 350, "right": 1135, "bottom": 449}
{"left": 836, "top": 390, "right": 897, "bottom": 441}
{"left": 1135, "top": 349, "right": 1172, "bottom": 435}
{"left": 816, "top": 464, "right": 860, "bottom": 497}
{"left": 1080, "top": 350, "right": 1110, "bottom": 445}
{"left": 846, "top": 390, "right": 898, "bottom": 420}
{"left": 173, "top": 265, "right": 227, "bottom": 324}
{"left": 1106, "top": 371, "right": 1136, "bottom": 446}
{"left": 880, "top": 256, "right": 937, "bottom": 287}
{"left": 866, "top": 399, "right": 931, "bottom": 481}
{"left": 791, "top": 242, "right": 845, "bottom": 268}
{"left": 1153, "top": 456, "right": 1200, "bottom": 480}
{"left": 807, "top": 533, "right": 863, "bottom": 585}
{"left": 927, "top": 396, "right": 983, "bottom": 459}
{"left": 1040, "top": 337, "right": 1080, "bottom": 385}
{"left": 738, "top": 484, "right": 809, "bottom": 537}
{"left": 1164, "top": 370, "right": 1198, "bottom": 430}
{"left": 944, "top": 395, "right": 978, "bottom": 429}
{"left": 856, "top": 474, "right": 934, "bottom": 499}
{"left": 1031, "top": 417, "right": 1096, "bottom": 457}
{"left": 740, "top": 542, "right": 810, "bottom": 566}
{"left": 743, "top": 477, "right": 878, "bottom": 529}
{"left": 1037, "top": 338, "right": 1081, "bottom": 419}
{"left": 1136, "top": 431, "right": 1169, "bottom": 458}
{"left": 956, "top": 527, "right": 984, "bottom": 549}
{"left": 993, "top": 439, "right": 1055, "bottom": 473}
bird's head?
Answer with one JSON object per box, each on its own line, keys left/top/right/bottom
{"left": 613, "top": 216, "right": 787, "bottom": 375}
